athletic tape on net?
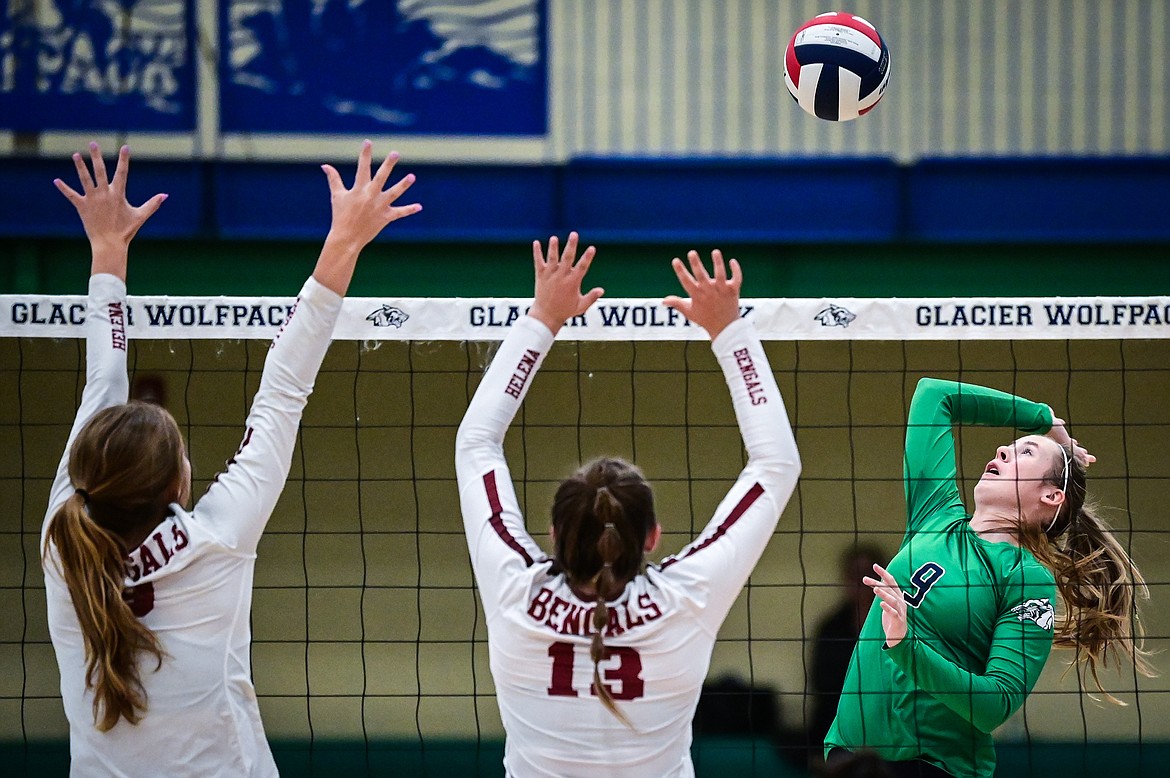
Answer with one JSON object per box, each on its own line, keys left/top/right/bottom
{"left": 2, "top": 295, "right": 1169, "bottom": 341}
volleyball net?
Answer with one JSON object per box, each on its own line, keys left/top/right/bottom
{"left": 2, "top": 293, "right": 1168, "bottom": 775}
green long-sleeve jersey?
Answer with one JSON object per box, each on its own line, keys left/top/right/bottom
{"left": 825, "top": 378, "right": 1058, "bottom": 778}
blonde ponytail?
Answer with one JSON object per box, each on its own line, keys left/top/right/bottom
{"left": 45, "top": 491, "right": 164, "bottom": 731}
{"left": 1032, "top": 503, "right": 1155, "bottom": 702}
{"left": 1020, "top": 447, "right": 1156, "bottom": 702}
{"left": 43, "top": 401, "right": 183, "bottom": 730}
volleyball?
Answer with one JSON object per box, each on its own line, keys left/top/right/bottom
{"left": 784, "top": 11, "right": 890, "bottom": 122}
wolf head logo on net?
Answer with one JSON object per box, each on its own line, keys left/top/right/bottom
{"left": 366, "top": 305, "right": 409, "bottom": 328}
{"left": 1010, "top": 598, "right": 1055, "bottom": 630}
{"left": 814, "top": 304, "right": 857, "bottom": 328}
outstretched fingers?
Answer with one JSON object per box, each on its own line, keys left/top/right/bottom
{"left": 579, "top": 285, "right": 605, "bottom": 314}
{"left": 528, "top": 232, "right": 602, "bottom": 333}
{"left": 687, "top": 249, "right": 711, "bottom": 282}
{"left": 110, "top": 145, "right": 130, "bottom": 194}
{"left": 1071, "top": 438, "right": 1096, "bottom": 467}
{"left": 321, "top": 163, "right": 344, "bottom": 194}
{"left": 387, "top": 201, "right": 422, "bottom": 223}
{"left": 136, "top": 192, "right": 169, "bottom": 223}
{"left": 88, "top": 142, "right": 109, "bottom": 189}
{"left": 864, "top": 563, "right": 908, "bottom": 648}
{"left": 573, "top": 243, "right": 597, "bottom": 277}
{"left": 54, "top": 177, "right": 83, "bottom": 207}
{"left": 728, "top": 257, "right": 743, "bottom": 289}
{"left": 669, "top": 256, "right": 699, "bottom": 293}
{"left": 544, "top": 232, "right": 598, "bottom": 279}
{"left": 72, "top": 152, "right": 94, "bottom": 191}
{"left": 382, "top": 170, "right": 417, "bottom": 204}
{"left": 662, "top": 257, "right": 698, "bottom": 315}
{"left": 710, "top": 248, "right": 727, "bottom": 281}
{"left": 372, "top": 150, "right": 400, "bottom": 189}
{"left": 560, "top": 231, "right": 580, "bottom": 265}
{"left": 354, "top": 140, "right": 373, "bottom": 187}
{"left": 864, "top": 564, "right": 904, "bottom": 607}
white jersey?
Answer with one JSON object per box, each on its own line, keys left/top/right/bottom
{"left": 42, "top": 273, "right": 342, "bottom": 778}
{"left": 456, "top": 315, "right": 800, "bottom": 778}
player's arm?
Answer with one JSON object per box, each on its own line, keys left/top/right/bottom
{"left": 903, "top": 378, "right": 1053, "bottom": 538}
{"left": 876, "top": 565, "right": 1056, "bottom": 733}
{"left": 44, "top": 144, "right": 166, "bottom": 537}
{"left": 655, "top": 251, "right": 801, "bottom": 628}
{"left": 455, "top": 233, "right": 603, "bottom": 614}
{"left": 194, "top": 143, "right": 420, "bottom": 552}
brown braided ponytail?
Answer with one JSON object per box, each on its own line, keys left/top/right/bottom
{"left": 43, "top": 401, "right": 184, "bottom": 730}
{"left": 552, "top": 458, "right": 656, "bottom": 725}
{"left": 1018, "top": 445, "right": 1155, "bottom": 701}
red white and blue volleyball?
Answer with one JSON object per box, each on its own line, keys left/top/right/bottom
{"left": 784, "top": 12, "right": 890, "bottom": 122}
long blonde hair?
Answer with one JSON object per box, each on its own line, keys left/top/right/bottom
{"left": 1018, "top": 446, "right": 1155, "bottom": 701}
{"left": 43, "top": 401, "right": 185, "bottom": 730}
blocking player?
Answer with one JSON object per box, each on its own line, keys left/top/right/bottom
{"left": 455, "top": 235, "right": 801, "bottom": 776}
{"left": 42, "top": 141, "right": 419, "bottom": 776}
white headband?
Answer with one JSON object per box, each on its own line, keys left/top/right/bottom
{"left": 1045, "top": 445, "right": 1071, "bottom": 534}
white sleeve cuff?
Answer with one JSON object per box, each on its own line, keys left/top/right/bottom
{"left": 710, "top": 317, "right": 755, "bottom": 357}
{"left": 88, "top": 273, "right": 127, "bottom": 299}
{"left": 299, "top": 275, "right": 344, "bottom": 312}
{"left": 516, "top": 314, "right": 557, "bottom": 345}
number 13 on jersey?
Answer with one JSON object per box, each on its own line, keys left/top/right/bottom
{"left": 547, "top": 641, "right": 645, "bottom": 700}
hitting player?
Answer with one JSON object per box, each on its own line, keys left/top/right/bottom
{"left": 825, "top": 378, "right": 1153, "bottom": 778}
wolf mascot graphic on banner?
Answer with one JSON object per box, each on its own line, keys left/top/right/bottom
{"left": 367, "top": 305, "right": 409, "bottom": 328}
{"left": 815, "top": 304, "right": 857, "bottom": 328}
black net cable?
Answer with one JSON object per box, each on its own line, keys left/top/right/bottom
{"left": 794, "top": 339, "right": 811, "bottom": 757}
{"left": 1119, "top": 339, "right": 1146, "bottom": 765}
{"left": 3, "top": 334, "right": 1168, "bottom": 776}
{"left": 1011, "top": 339, "right": 1039, "bottom": 777}
{"left": 17, "top": 337, "right": 27, "bottom": 752}
{"left": 354, "top": 342, "right": 371, "bottom": 771}
{"left": 1063, "top": 336, "right": 1093, "bottom": 775}
{"left": 298, "top": 421, "right": 314, "bottom": 753}
{"left": 407, "top": 342, "right": 426, "bottom": 766}
{"left": 465, "top": 341, "right": 485, "bottom": 776}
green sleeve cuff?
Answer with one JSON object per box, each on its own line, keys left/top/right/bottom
{"left": 881, "top": 627, "right": 916, "bottom": 667}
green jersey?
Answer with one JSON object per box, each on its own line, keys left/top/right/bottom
{"left": 825, "top": 379, "right": 1058, "bottom": 778}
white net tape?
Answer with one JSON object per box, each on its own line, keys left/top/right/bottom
{"left": 4, "top": 295, "right": 1169, "bottom": 341}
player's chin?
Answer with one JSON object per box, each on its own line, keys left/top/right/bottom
{"left": 972, "top": 480, "right": 1017, "bottom": 511}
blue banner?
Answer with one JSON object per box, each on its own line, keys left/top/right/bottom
{"left": 220, "top": 0, "right": 547, "bottom": 135}
{"left": 0, "top": 0, "right": 196, "bottom": 132}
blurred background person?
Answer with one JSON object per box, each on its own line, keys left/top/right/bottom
{"left": 807, "top": 542, "right": 888, "bottom": 766}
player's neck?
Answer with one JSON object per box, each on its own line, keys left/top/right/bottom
{"left": 567, "top": 581, "right": 630, "bottom": 602}
{"left": 969, "top": 508, "right": 1022, "bottom": 546}
{"left": 119, "top": 514, "right": 170, "bottom": 553}
{"left": 568, "top": 582, "right": 597, "bottom": 600}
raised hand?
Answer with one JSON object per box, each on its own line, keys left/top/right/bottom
{"left": 863, "top": 563, "right": 908, "bottom": 648}
{"left": 662, "top": 249, "right": 742, "bottom": 340}
{"left": 54, "top": 143, "right": 167, "bottom": 280}
{"left": 528, "top": 232, "right": 604, "bottom": 335}
{"left": 314, "top": 141, "right": 421, "bottom": 296}
{"left": 1048, "top": 417, "right": 1096, "bottom": 468}
{"left": 321, "top": 140, "right": 421, "bottom": 250}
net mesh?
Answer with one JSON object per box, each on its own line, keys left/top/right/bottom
{"left": 2, "top": 324, "right": 1168, "bottom": 775}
